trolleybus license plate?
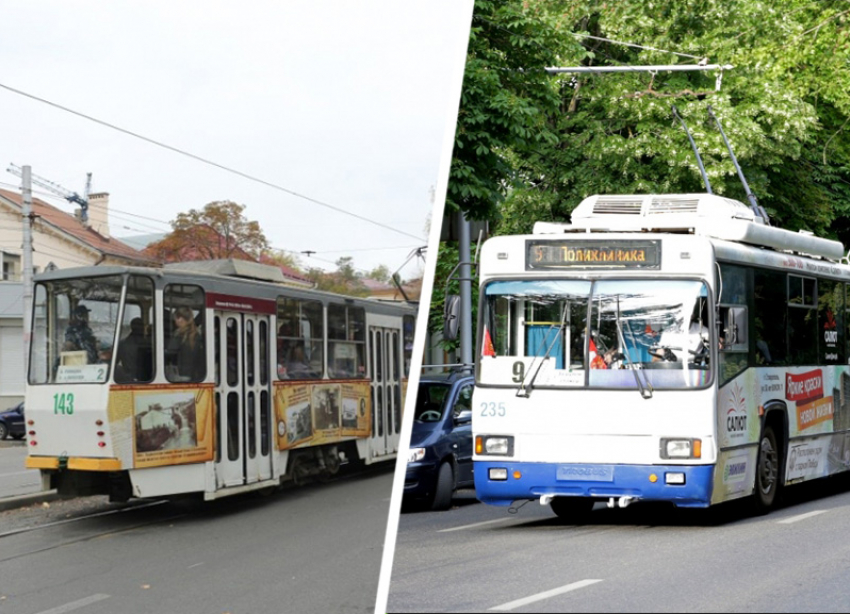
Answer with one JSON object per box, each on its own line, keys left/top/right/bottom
{"left": 556, "top": 465, "right": 615, "bottom": 482}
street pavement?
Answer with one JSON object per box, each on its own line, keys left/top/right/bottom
{"left": 0, "top": 461, "right": 395, "bottom": 614}
{"left": 388, "top": 479, "right": 850, "bottom": 612}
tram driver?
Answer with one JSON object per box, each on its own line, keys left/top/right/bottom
{"left": 64, "top": 305, "right": 99, "bottom": 364}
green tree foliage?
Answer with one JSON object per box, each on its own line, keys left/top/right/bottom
{"left": 432, "top": 0, "right": 850, "bottom": 347}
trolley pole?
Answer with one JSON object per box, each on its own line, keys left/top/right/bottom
{"left": 458, "top": 210, "right": 473, "bottom": 373}
{"left": 22, "top": 165, "right": 33, "bottom": 371}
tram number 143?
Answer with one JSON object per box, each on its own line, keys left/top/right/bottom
{"left": 53, "top": 393, "right": 75, "bottom": 415}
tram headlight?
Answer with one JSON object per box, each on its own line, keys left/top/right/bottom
{"left": 660, "top": 438, "right": 702, "bottom": 459}
{"left": 476, "top": 435, "right": 514, "bottom": 457}
{"left": 408, "top": 447, "right": 426, "bottom": 463}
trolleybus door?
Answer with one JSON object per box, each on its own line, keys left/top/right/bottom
{"left": 214, "top": 312, "right": 273, "bottom": 489}
{"left": 369, "top": 326, "right": 402, "bottom": 459}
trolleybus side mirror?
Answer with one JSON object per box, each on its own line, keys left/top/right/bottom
{"left": 444, "top": 294, "right": 460, "bottom": 342}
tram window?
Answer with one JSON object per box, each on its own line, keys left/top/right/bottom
{"left": 394, "top": 383, "right": 401, "bottom": 434}
{"left": 260, "top": 390, "right": 270, "bottom": 456}
{"left": 328, "top": 304, "right": 366, "bottom": 379}
{"left": 115, "top": 276, "right": 155, "bottom": 384}
{"left": 276, "top": 298, "right": 323, "bottom": 380}
{"left": 248, "top": 392, "right": 256, "bottom": 459}
{"left": 164, "top": 285, "right": 206, "bottom": 383}
{"left": 377, "top": 386, "right": 384, "bottom": 437}
{"left": 788, "top": 275, "right": 818, "bottom": 365}
{"left": 819, "top": 279, "right": 844, "bottom": 365}
{"left": 376, "top": 331, "right": 383, "bottom": 381}
{"left": 393, "top": 332, "right": 400, "bottom": 381}
{"left": 214, "top": 317, "right": 221, "bottom": 386}
{"left": 215, "top": 392, "right": 222, "bottom": 463}
{"left": 754, "top": 269, "right": 786, "bottom": 365}
{"left": 226, "top": 318, "right": 238, "bottom": 387}
{"left": 31, "top": 275, "right": 123, "bottom": 385}
{"left": 259, "top": 321, "right": 269, "bottom": 386}
{"left": 371, "top": 387, "right": 376, "bottom": 435}
{"left": 403, "top": 315, "right": 415, "bottom": 377}
{"left": 227, "top": 392, "right": 239, "bottom": 461}
{"left": 246, "top": 320, "right": 255, "bottom": 386}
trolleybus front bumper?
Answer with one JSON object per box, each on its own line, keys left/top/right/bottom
{"left": 475, "top": 461, "right": 714, "bottom": 509}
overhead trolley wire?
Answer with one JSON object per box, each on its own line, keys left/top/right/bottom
{"left": 0, "top": 80, "right": 425, "bottom": 242}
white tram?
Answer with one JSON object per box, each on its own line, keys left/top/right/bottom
{"left": 473, "top": 193, "right": 850, "bottom": 516}
{"left": 24, "top": 260, "right": 414, "bottom": 501}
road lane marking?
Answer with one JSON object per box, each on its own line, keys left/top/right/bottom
{"left": 34, "top": 593, "right": 110, "bottom": 614}
{"left": 777, "top": 510, "right": 827, "bottom": 524}
{"left": 437, "top": 518, "right": 512, "bottom": 533}
{"left": 489, "top": 580, "right": 603, "bottom": 612}
{"left": 187, "top": 562, "right": 205, "bottom": 569}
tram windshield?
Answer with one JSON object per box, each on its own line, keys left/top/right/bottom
{"left": 30, "top": 276, "right": 124, "bottom": 385}
{"left": 480, "top": 279, "right": 712, "bottom": 390}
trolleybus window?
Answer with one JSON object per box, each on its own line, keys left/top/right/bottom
{"left": 480, "top": 279, "right": 713, "bottom": 390}
{"left": 717, "top": 264, "right": 749, "bottom": 386}
{"left": 115, "top": 276, "right": 155, "bottom": 384}
{"left": 819, "top": 279, "right": 844, "bottom": 365}
{"left": 276, "top": 298, "right": 323, "bottom": 379}
{"left": 328, "top": 304, "right": 366, "bottom": 379}
{"left": 754, "top": 269, "right": 786, "bottom": 365}
{"left": 30, "top": 275, "right": 123, "bottom": 385}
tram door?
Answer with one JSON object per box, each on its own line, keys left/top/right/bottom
{"left": 369, "top": 326, "right": 403, "bottom": 459}
{"left": 214, "top": 312, "right": 274, "bottom": 489}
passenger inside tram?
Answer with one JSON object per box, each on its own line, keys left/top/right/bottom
{"left": 166, "top": 306, "right": 205, "bottom": 381}
{"left": 116, "top": 318, "right": 153, "bottom": 382}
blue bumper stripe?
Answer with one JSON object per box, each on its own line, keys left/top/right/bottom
{"left": 475, "top": 461, "right": 714, "bottom": 508}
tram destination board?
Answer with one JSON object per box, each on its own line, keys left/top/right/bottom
{"left": 526, "top": 239, "right": 661, "bottom": 270}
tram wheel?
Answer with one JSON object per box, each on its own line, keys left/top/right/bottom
{"left": 550, "top": 497, "right": 594, "bottom": 522}
{"left": 430, "top": 462, "right": 454, "bottom": 511}
{"left": 752, "top": 424, "right": 780, "bottom": 513}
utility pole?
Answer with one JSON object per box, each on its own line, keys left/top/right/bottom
{"left": 458, "top": 210, "right": 473, "bottom": 373}
{"left": 21, "top": 166, "right": 33, "bottom": 370}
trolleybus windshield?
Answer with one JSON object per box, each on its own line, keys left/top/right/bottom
{"left": 30, "top": 275, "right": 124, "bottom": 385}
{"left": 480, "top": 279, "right": 713, "bottom": 390}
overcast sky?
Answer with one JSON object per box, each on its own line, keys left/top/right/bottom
{"left": 0, "top": 1, "right": 472, "bottom": 277}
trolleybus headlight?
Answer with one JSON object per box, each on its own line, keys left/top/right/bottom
{"left": 477, "top": 435, "right": 514, "bottom": 456}
{"left": 660, "top": 438, "right": 702, "bottom": 459}
{"left": 408, "top": 447, "right": 426, "bottom": 463}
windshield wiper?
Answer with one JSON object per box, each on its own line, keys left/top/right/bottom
{"left": 517, "top": 305, "right": 568, "bottom": 398}
{"left": 615, "top": 298, "right": 653, "bottom": 400}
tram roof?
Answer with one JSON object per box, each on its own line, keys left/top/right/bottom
{"left": 33, "top": 262, "right": 416, "bottom": 313}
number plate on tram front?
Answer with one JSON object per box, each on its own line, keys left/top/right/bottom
{"left": 556, "top": 465, "right": 615, "bottom": 482}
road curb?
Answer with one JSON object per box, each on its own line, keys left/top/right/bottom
{"left": 0, "top": 490, "right": 60, "bottom": 513}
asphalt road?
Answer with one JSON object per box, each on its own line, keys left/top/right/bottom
{"left": 0, "top": 463, "right": 394, "bottom": 614}
{"left": 388, "top": 478, "right": 850, "bottom": 613}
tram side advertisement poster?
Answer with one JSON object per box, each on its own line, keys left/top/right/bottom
{"left": 108, "top": 385, "right": 215, "bottom": 469}
{"left": 275, "top": 381, "right": 370, "bottom": 450}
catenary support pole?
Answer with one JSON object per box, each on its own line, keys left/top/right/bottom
{"left": 22, "top": 165, "right": 33, "bottom": 371}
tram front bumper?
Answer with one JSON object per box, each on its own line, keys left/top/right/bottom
{"left": 474, "top": 461, "right": 714, "bottom": 509}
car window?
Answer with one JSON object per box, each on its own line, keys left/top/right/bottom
{"left": 414, "top": 382, "right": 451, "bottom": 422}
{"left": 452, "top": 384, "right": 473, "bottom": 418}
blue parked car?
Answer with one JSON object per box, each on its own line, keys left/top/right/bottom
{"left": 0, "top": 402, "right": 25, "bottom": 440}
{"left": 404, "top": 372, "right": 474, "bottom": 511}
